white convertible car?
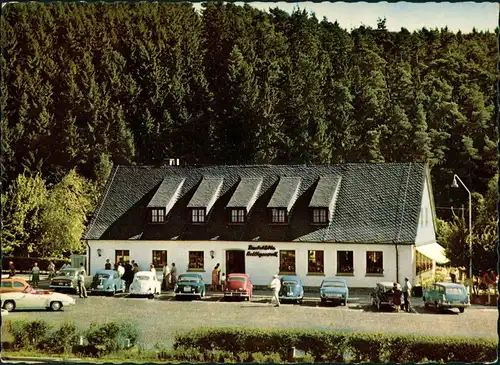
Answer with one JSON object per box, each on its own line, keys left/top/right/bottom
{"left": 129, "top": 271, "right": 162, "bottom": 298}
{"left": 1, "top": 286, "right": 76, "bottom": 312}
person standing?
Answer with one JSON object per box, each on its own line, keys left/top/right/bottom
{"left": 215, "top": 263, "right": 221, "bottom": 290}
{"left": 212, "top": 266, "right": 219, "bottom": 292}
{"left": 117, "top": 262, "right": 125, "bottom": 278}
{"left": 269, "top": 274, "right": 281, "bottom": 307}
{"left": 47, "top": 261, "right": 55, "bottom": 279}
{"left": 78, "top": 263, "right": 88, "bottom": 298}
{"left": 163, "top": 263, "right": 171, "bottom": 291}
{"left": 8, "top": 261, "right": 15, "bottom": 278}
{"left": 392, "top": 282, "right": 402, "bottom": 312}
{"left": 171, "top": 263, "right": 177, "bottom": 286}
{"left": 124, "top": 261, "right": 133, "bottom": 290}
{"left": 31, "top": 263, "right": 40, "bottom": 288}
{"left": 104, "top": 259, "right": 112, "bottom": 270}
{"left": 402, "top": 278, "right": 412, "bottom": 313}
{"left": 221, "top": 273, "right": 226, "bottom": 292}
{"left": 150, "top": 264, "right": 157, "bottom": 278}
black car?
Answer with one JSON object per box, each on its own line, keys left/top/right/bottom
{"left": 370, "top": 281, "right": 404, "bottom": 311}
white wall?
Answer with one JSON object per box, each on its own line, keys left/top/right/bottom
{"left": 415, "top": 176, "right": 438, "bottom": 246}
{"left": 88, "top": 240, "right": 416, "bottom": 288}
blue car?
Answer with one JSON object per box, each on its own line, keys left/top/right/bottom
{"left": 89, "top": 269, "right": 126, "bottom": 295}
{"left": 320, "top": 278, "right": 349, "bottom": 305}
{"left": 174, "top": 273, "right": 206, "bottom": 299}
{"left": 279, "top": 276, "right": 304, "bottom": 304}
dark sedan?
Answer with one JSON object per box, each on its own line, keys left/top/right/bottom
{"left": 49, "top": 268, "right": 92, "bottom": 293}
{"left": 370, "top": 281, "right": 403, "bottom": 311}
{"left": 174, "top": 273, "right": 206, "bottom": 300}
{"left": 278, "top": 275, "right": 304, "bottom": 304}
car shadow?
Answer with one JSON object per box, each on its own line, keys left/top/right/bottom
{"left": 414, "top": 306, "right": 460, "bottom": 315}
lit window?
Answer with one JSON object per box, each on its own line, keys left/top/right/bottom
{"left": 312, "top": 208, "right": 328, "bottom": 224}
{"left": 337, "top": 251, "right": 354, "bottom": 274}
{"left": 230, "top": 209, "right": 246, "bottom": 223}
{"left": 366, "top": 251, "right": 383, "bottom": 274}
{"left": 115, "top": 250, "right": 130, "bottom": 265}
{"left": 271, "top": 208, "right": 287, "bottom": 223}
{"left": 188, "top": 251, "right": 204, "bottom": 270}
{"left": 308, "top": 250, "right": 324, "bottom": 273}
{"left": 191, "top": 209, "right": 205, "bottom": 223}
{"left": 279, "top": 250, "right": 296, "bottom": 273}
{"left": 151, "top": 208, "right": 165, "bottom": 223}
{"left": 152, "top": 250, "right": 167, "bottom": 268}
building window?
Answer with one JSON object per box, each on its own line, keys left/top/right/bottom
{"left": 416, "top": 251, "right": 432, "bottom": 275}
{"left": 152, "top": 250, "right": 167, "bottom": 268}
{"left": 366, "top": 251, "right": 383, "bottom": 274}
{"left": 337, "top": 251, "right": 354, "bottom": 274}
{"left": 191, "top": 209, "right": 205, "bottom": 223}
{"left": 270, "top": 208, "right": 287, "bottom": 223}
{"left": 151, "top": 208, "right": 165, "bottom": 223}
{"left": 312, "top": 208, "right": 328, "bottom": 224}
{"left": 279, "top": 250, "right": 296, "bottom": 273}
{"left": 308, "top": 250, "right": 324, "bottom": 273}
{"left": 115, "top": 250, "right": 130, "bottom": 264}
{"left": 230, "top": 208, "right": 246, "bottom": 223}
{"left": 188, "top": 251, "right": 204, "bottom": 270}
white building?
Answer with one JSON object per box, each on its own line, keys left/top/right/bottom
{"left": 83, "top": 163, "right": 448, "bottom": 288}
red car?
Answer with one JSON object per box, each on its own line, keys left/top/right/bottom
{"left": 224, "top": 273, "right": 253, "bottom": 301}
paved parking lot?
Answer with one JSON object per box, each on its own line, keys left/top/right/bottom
{"left": 3, "top": 292, "right": 496, "bottom": 348}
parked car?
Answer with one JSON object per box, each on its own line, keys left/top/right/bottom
{"left": 319, "top": 278, "right": 349, "bottom": 305}
{"left": 1, "top": 285, "right": 76, "bottom": 312}
{"left": 224, "top": 273, "right": 253, "bottom": 301}
{"left": 278, "top": 275, "right": 304, "bottom": 304}
{"left": 174, "top": 273, "right": 206, "bottom": 299}
{"left": 0, "top": 277, "right": 32, "bottom": 293}
{"left": 49, "top": 267, "right": 92, "bottom": 293}
{"left": 370, "top": 281, "right": 403, "bottom": 311}
{"left": 423, "top": 282, "right": 470, "bottom": 313}
{"left": 89, "top": 269, "right": 126, "bottom": 295}
{"left": 129, "top": 271, "right": 161, "bottom": 298}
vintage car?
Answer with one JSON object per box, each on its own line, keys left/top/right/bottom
{"left": 423, "top": 282, "right": 470, "bottom": 313}
{"left": 370, "top": 281, "right": 404, "bottom": 311}
{"left": 89, "top": 269, "right": 126, "bottom": 295}
{"left": 49, "top": 267, "right": 92, "bottom": 293}
{"left": 224, "top": 273, "right": 253, "bottom": 301}
{"left": 278, "top": 275, "right": 304, "bottom": 303}
{"left": 0, "top": 277, "right": 31, "bottom": 293}
{"left": 174, "top": 273, "right": 206, "bottom": 299}
{"left": 1, "top": 285, "right": 76, "bottom": 312}
{"left": 319, "top": 278, "right": 349, "bottom": 305}
{"left": 129, "top": 271, "right": 162, "bottom": 298}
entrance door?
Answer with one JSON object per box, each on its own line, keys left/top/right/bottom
{"left": 226, "top": 250, "right": 245, "bottom": 275}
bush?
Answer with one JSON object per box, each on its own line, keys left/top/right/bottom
{"left": 40, "top": 321, "right": 80, "bottom": 354}
{"left": 7, "top": 320, "right": 52, "bottom": 350}
{"left": 174, "top": 327, "right": 498, "bottom": 363}
{"left": 83, "top": 321, "right": 138, "bottom": 356}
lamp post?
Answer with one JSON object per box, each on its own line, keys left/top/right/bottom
{"left": 451, "top": 174, "right": 472, "bottom": 292}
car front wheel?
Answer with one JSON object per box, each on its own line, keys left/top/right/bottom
{"left": 50, "top": 301, "right": 62, "bottom": 311}
{"left": 3, "top": 301, "right": 15, "bottom": 312}
{"left": 459, "top": 307, "right": 465, "bottom": 313}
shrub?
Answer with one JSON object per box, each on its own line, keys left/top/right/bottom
{"left": 40, "top": 321, "right": 80, "bottom": 354}
{"left": 174, "top": 327, "right": 498, "bottom": 363}
{"left": 82, "top": 321, "right": 140, "bottom": 356}
{"left": 7, "top": 320, "right": 52, "bottom": 350}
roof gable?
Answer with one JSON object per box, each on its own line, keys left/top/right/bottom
{"left": 226, "top": 177, "right": 263, "bottom": 211}
{"left": 187, "top": 177, "right": 224, "bottom": 213}
{"left": 147, "top": 177, "right": 185, "bottom": 214}
{"left": 267, "top": 177, "right": 301, "bottom": 210}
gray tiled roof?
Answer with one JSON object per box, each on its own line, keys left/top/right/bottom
{"left": 226, "top": 177, "right": 263, "bottom": 211}
{"left": 147, "top": 177, "right": 185, "bottom": 209}
{"left": 83, "top": 163, "right": 427, "bottom": 244}
{"left": 309, "top": 175, "right": 341, "bottom": 208}
{"left": 267, "top": 177, "right": 301, "bottom": 210}
{"left": 187, "top": 177, "right": 223, "bottom": 212}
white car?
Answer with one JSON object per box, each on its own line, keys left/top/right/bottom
{"left": 1, "top": 286, "right": 76, "bottom": 312}
{"left": 128, "top": 271, "right": 161, "bottom": 298}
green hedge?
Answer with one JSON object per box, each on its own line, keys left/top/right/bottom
{"left": 174, "top": 327, "right": 498, "bottom": 363}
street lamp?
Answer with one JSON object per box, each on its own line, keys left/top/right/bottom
{"left": 451, "top": 174, "right": 472, "bottom": 292}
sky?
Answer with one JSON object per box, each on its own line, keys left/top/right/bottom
{"left": 192, "top": 2, "right": 498, "bottom": 33}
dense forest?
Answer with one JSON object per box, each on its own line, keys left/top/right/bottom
{"left": 0, "top": 3, "right": 497, "bottom": 270}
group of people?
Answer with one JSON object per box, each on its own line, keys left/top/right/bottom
{"left": 473, "top": 270, "right": 497, "bottom": 295}
{"left": 160, "top": 262, "right": 178, "bottom": 290}
{"left": 211, "top": 263, "right": 226, "bottom": 291}
{"left": 391, "top": 278, "right": 412, "bottom": 313}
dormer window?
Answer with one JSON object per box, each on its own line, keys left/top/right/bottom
{"left": 191, "top": 208, "right": 206, "bottom": 223}
{"left": 230, "top": 208, "right": 246, "bottom": 223}
{"left": 312, "top": 208, "right": 328, "bottom": 224}
{"left": 270, "top": 208, "right": 287, "bottom": 224}
{"left": 150, "top": 208, "right": 165, "bottom": 223}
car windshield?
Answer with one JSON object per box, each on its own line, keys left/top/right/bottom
{"left": 228, "top": 277, "right": 246, "bottom": 282}
{"left": 24, "top": 285, "right": 35, "bottom": 294}
{"left": 95, "top": 274, "right": 110, "bottom": 279}
{"left": 283, "top": 281, "right": 298, "bottom": 286}
{"left": 136, "top": 276, "right": 151, "bottom": 281}
{"left": 323, "top": 282, "right": 345, "bottom": 287}
{"left": 179, "top": 277, "right": 199, "bottom": 282}
{"left": 446, "top": 287, "right": 465, "bottom": 294}
{"left": 60, "top": 270, "right": 76, "bottom": 276}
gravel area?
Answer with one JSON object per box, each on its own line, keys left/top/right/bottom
{"left": 3, "top": 293, "right": 496, "bottom": 349}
